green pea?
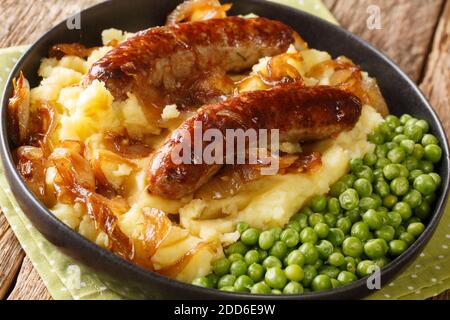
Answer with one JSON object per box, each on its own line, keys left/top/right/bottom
{"left": 357, "top": 260, "right": 378, "bottom": 277}
{"left": 270, "top": 227, "right": 283, "bottom": 240}
{"left": 424, "top": 193, "right": 436, "bottom": 203}
{"left": 393, "top": 201, "right": 412, "bottom": 220}
{"left": 259, "top": 231, "right": 276, "bottom": 250}
{"left": 233, "top": 275, "right": 254, "bottom": 292}
{"left": 409, "top": 169, "right": 424, "bottom": 182}
{"left": 360, "top": 196, "right": 380, "bottom": 211}
{"left": 258, "top": 249, "right": 268, "bottom": 261}
{"left": 244, "top": 250, "right": 260, "bottom": 265}
{"left": 286, "top": 250, "right": 306, "bottom": 267}
{"left": 269, "top": 241, "right": 288, "bottom": 260}
{"left": 228, "top": 253, "right": 244, "bottom": 262}
{"left": 379, "top": 122, "right": 393, "bottom": 139}
{"left": 350, "top": 158, "right": 364, "bottom": 171}
{"left": 285, "top": 264, "right": 305, "bottom": 282}
{"left": 429, "top": 173, "right": 442, "bottom": 187}
{"left": 192, "top": 276, "right": 213, "bottom": 288}
{"left": 387, "top": 212, "right": 402, "bottom": 228}
{"left": 375, "top": 225, "right": 396, "bottom": 241}
{"left": 343, "top": 257, "right": 357, "bottom": 273}
{"left": 407, "top": 222, "right": 425, "bottom": 238}
{"left": 376, "top": 145, "right": 389, "bottom": 158}
{"left": 316, "top": 240, "right": 334, "bottom": 260}
{"left": 311, "top": 275, "right": 332, "bottom": 292}
{"left": 353, "top": 178, "right": 372, "bottom": 197}
{"left": 374, "top": 168, "right": 385, "bottom": 181}
{"left": 389, "top": 240, "right": 408, "bottom": 256}
{"left": 309, "top": 213, "right": 325, "bottom": 227}
{"left": 225, "top": 241, "right": 249, "bottom": 256}
{"left": 336, "top": 217, "right": 352, "bottom": 234}
{"left": 376, "top": 157, "right": 392, "bottom": 169}
{"left": 394, "top": 126, "right": 404, "bottom": 134}
{"left": 247, "top": 263, "right": 265, "bottom": 282}
{"left": 302, "top": 265, "right": 317, "bottom": 287}
{"left": 400, "top": 114, "right": 412, "bottom": 124}
{"left": 404, "top": 125, "right": 424, "bottom": 142}
{"left": 415, "top": 201, "right": 431, "bottom": 219}
{"left": 291, "top": 213, "right": 309, "bottom": 229}
{"left": 399, "top": 232, "right": 415, "bottom": 245}
{"left": 345, "top": 209, "right": 361, "bottom": 223}
{"left": 300, "top": 227, "right": 318, "bottom": 244}
{"left": 355, "top": 165, "right": 374, "bottom": 182}
{"left": 205, "top": 274, "right": 219, "bottom": 288}
{"left": 383, "top": 164, "right": 399, "bottom": 180}
{"left": 328, "top": 197, "right": 342, "bottom": 215}
{"left": 337, "top": 271, "right": 358, "bottom": 285}
{"left": 364, "top": 239, "right": 388, "bottom": 259}
{"left": 351, "top": 221, "right": 371, "bottom": 241}
{"left": 236, "top": 222, "right": 249, "bottom": 234}
{"left": 251, "top": 281, "right": 271, "bottom": 294}
{"left": 412, "top": 144, "right": 425, "bottom": 160}
{"left": 414, "top": 174, "right": 437, "bottom": 195}
{"left": 403, "top": 190, "right": 422, "bottom": 209}
{"left": 310, "top": 195, "right": 328, "bottom": 212}
{"left": 283, "top": 281, "right": 304, "bottom": 294}
{"left": 299, "top": 243, "right": 319, "bottom": 265}
{"left": 341, "top": 236, "right": 363, "bottom": 258}
{"left": 424, "top": 144, "right": 442, "bottom": 163}
{"left": 415, "top": 119, "right": 429, "bottom": 133}
{"left": 327, "top": 228, "right": 345, "bottom": 247}
{"left": 331, "top": 181, "right": 348, "bottom": 197}
{"left": 395, "top": 225, "right": 406, "bottom": 238}
{"left": 390, "top": 177, "right": 410, "bottom": 196}
{"left": 387, "top": 147, "right": 406, "bottom": 164}
{"left": 262, "top": 256, "right": 282, "bottom": 269}
{"left": 397, "top": 164, "right": 409, "bottom": 178}
{"left": 374, "top": 256, "right": 390, "bottom": 268}
{"left": 314, "top": 222, "right": 330, "bottom": 239}
{"left": 400, "top": 139, "right": 415, "bottom": 155}
{"left": 218, "top": 274, "right": 236, "bottom": 288}
{"left": 213, "top": 258, "right": 231, "bottom": 276}
{"left": 364, "top": 152, "right": 378, "bottom": 166}
{"left": 301, "top": 207, "right": 314, "bottom": 216}
{"left": 339, "top": 188, "right": 360, "bottom": 210}
{"left": 324, "top": 213, "right": 338, "bottom": 227}
{"left": 241, "top": 228, "right": 260, "bottom": 246}
{"left": 421, "top": 134, "right": 439, "bottom": 146}
{"left": 230, "top": 260, "right": 247, "bottom": 277}
{"left": 280, "top": 228, "right": 299, "bottom": 248}
{"left": 265, "top": 267, "right": 287, "bottom": 289}
{"left": 385, "top": 141, "right": 398, "bottom": 151}
{"left": 271, "top": 289, "right": 282, "bottom": 295}
{"left": 319, "top": 265, "right": 341, "bottom": 279}
{"left": 405, "top": 118, "right": 418, "bottom": 127}
{"left": 375, "top": 180, "right": 391, "bottom": 197}
{"left": 404, "top": 157, "right": 420, "bottom": 171}
{"left": 382, "top": 195, "right": 398, "bottom": 209}
{"left": 363, "top": 209, "right": 384, "bottom": 230}
{"left": 386, "top": 115, "right": 401, "bottom": 128}
{"left": 328, "top": 252, "right": 345, "bottom": 267}
{"left": 419, "top": 160, "right": 434, "bottom": 173}
{"left": 286, "top": 221, "right": 301, "bottom": 233}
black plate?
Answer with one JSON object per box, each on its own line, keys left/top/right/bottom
{"left": 1, "top": 0, "right": 449, "bottom": 299}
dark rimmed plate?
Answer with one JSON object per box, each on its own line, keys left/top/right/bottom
{"left": 1, "top": 0, "right": 449, "bottom": 299}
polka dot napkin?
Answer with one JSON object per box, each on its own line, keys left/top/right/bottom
{"left": 0, "top": 0, "right": 449, "bottom": 300}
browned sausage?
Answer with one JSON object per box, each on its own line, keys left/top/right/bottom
{"left": 147, "top": 84, "right": 362, "bottom": 199}
{"left": 87, "top": 17, "right": 299, "bottom": 106}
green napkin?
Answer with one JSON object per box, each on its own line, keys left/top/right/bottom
{"left": 1, "top": 0, "right": 449, "bottom": 300}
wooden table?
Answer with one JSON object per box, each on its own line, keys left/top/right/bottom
{"left": 0, "top": 0, "right": 449, "bottom": 300}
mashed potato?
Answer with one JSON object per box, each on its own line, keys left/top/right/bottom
{"left": 24, "top": 27, "right": 386, "bottom": 282}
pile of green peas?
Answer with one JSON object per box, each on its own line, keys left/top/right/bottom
{"left": 191, "top": 114, "right": 443, "bottom": 294}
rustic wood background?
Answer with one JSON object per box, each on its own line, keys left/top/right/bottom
{"left": 0, "top": 0, "right": 448, "bottom": 300}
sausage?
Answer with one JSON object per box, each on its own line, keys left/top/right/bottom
{"left": 147, "top": 84, "right": 362, "bottom": 199}
{"left": 87, "top": 17, "right": 298, "bottom": 106}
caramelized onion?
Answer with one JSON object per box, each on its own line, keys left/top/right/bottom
{"left": 8, "top": 72, "right": 30, "bottom": 147}
{"left": 166, "top": 0, "right": 232, "bottom": 25}
{"left": 48, "top": 43, "right": 95, "bottom": 59}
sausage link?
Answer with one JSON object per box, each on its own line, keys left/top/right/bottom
{"left": 147, "top": 84, "right": 362, "bottom": 199}
{"left": 87, "top": 17, "right": 297, "bottom": 104}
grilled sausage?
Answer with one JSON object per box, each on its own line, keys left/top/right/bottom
{"left": 147, "top": 84, "right": 362, "bottom": 199}
{"left": 87, "top": 17, "right": 299, "bottom": 106}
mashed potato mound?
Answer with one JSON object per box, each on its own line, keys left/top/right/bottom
{"left": 23, "top": 29, "right": 386, "bottom": 283}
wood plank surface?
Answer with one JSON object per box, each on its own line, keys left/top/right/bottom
{"left": 323, "top": 0, "right": 445, "bottom": 82}
{"left": 0, "top": 0, "right": 448, "bottom": 300}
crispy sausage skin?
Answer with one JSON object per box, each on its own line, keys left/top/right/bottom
{"left": 87, "top": 17, "right": 298, "bottom": 104}
{"left": 147, "top": 84, "right": 362, "bottom": 199}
